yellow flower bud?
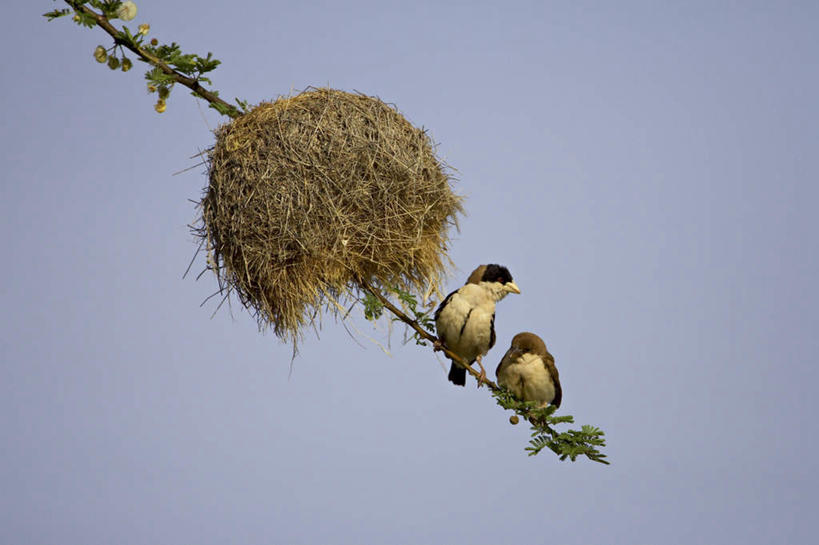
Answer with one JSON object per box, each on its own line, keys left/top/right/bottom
{"left": 138, "top": 23, "right": 150, "bottom": 36}
{"left": 73, "top": 14, "right": 80, "bottom": 23}
{"left": 121, "top": 58, "right": 133, "bottom": 72}
{"left": 117, "top": 1, "right": 138, "bottom": 21}
{"left": 155, "top": 99, "right": 167, "bottom": 113}
{"left": 107, "top": 56, "right": 120, "bottom": 70}
{"left": 150, "top": 38, "right": 158, "bottom": 46}
{"left": 158, "top": 87, "right": 170, "bottom": 100}
{"left": 147, "top": 84, "right": 157, "bottom": 93}
{"left": 94, "top": 45, "right": 107, "bottom": 63}
{"left": 509, "top": 415, "right": 520, "bottom": 425}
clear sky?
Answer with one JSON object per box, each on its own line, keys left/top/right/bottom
{"left": 3, "top": 1, "right": 818, "bottom": 543}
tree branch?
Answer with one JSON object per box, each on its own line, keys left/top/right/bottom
{"left": 65, "top": 0, "right": 242, "bottom": 118}
{"left": 357, "top": 278, "right": 500, "bottom": 390}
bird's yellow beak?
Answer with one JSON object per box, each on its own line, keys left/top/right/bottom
{"left": 506, "top": 282, "right": 521, "bottom": 294}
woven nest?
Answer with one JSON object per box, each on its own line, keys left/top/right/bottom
{"left": 198, "top": 88, "right": 463, "bottom": 343}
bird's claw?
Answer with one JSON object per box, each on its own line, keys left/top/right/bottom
{"left": 433, "top": 339, "right": 444, "bottom": 352}
{"left": 475, "top": 356, "right": 488, "bottom": 388}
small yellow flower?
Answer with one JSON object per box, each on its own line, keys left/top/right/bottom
{"left": 121, "top": 58, "right": 133, "bottom": 72}
{"left": 155, "top": 99, "right": 167, "bottom": 113}
{"left": 94, "top": 45, "right": 107, "bottom": 63}
{"left": 138, "top": 23, "right": 150, "bottom": 36}
{"left": 107, "top": 56, "right": 120, "bottom": 70}
{"left": 117, "top": 1, "right": 138, "bottom": 21}
{"left": 147, "top": 84, "right": 157, "bottom": 93}
{"left": 73, "top": 14, "right": 80, "bottom": 23}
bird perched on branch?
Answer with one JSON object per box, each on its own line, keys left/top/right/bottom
{"left": 496, "top": 332, "right": 561, "bottom": 408}
{"left": 434, "top": 264, "right": 520, "bottom": 386}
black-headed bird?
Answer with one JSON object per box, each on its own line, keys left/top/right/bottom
{"left": 434, "top": 264, "right": 520, "bottom": 386}
{"left": 495, "top": 332, "right": 561, "bottom": 408}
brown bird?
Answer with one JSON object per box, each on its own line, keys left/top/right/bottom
{"left": 434, "top": 264, "right": 520, "bottom": 386}
{"left": 496, "top": 332, "right": 561, "bottom": 408}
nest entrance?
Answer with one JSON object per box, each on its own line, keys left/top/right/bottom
{"left": 199, "top": 88, "right": 462, "bottom": 343}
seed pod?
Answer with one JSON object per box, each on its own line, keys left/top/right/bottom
{"left": 94, "top": 45, "right": 107, "bottom": 63}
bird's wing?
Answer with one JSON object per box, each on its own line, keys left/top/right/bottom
{"left": 495, "top": 347, "right": 513, "bottom": 378}
{"left": 433, "top": 289, "right": 457, "bottom": 323}
{"left": 488, "top": 312, "right": 496, "bottom": 350}
{"left": 543, "top": 352, "right": 562, "bottom": 408}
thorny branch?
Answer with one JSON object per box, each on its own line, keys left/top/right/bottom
{"left": 357, "top": 277, "right": 498, "bottom": 390}
{"left": 64, "top": 1, "right": 242, "bottom": 118}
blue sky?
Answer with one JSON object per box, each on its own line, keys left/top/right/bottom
{"left": 2, "top": 1, "right": 818, "bottom": 543}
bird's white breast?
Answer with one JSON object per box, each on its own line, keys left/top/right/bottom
{"left": 498, "top": 352, "right": 555, "bottom": 407}
{"left": 435, "top": 284, "right": 497, "bottom": 363}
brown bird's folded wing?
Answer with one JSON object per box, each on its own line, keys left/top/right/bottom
{"left": 543, "top": 353, "right": 562, "bottom": 408}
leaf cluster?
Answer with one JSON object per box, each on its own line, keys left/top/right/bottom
{"left": 46, "top": 1, "right": 123, "bottom": 23}
{"left": 45, "top": 1, "right": 247, "bottom": 117}
{"left": 362, "top": 292, "right": 385, "bottom": 321}
{"left": 43, "top": 8, "right": 71, "bottom": 21}
{"left": 363, "top": 285, "right": 435, "bottom": 345}
{"left": 493, "top": 388, "right": 609, "bottom": 464}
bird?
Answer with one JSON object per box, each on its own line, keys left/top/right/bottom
{"left": 434, "top": 264, "right": 520, "bottom": 386}
{"left": 495, "top": 332, "right": 561, "bottom": 408}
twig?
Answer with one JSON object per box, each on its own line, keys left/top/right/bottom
{"left": 64, "top": 1, "right": 242, "bottom": 118}
{"left": 358, "top": 277, "right": 500, "bottom": 391}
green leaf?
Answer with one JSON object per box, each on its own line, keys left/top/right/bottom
{"left": 362, "top": 293, "right": 384, "bottom": 321}
{"left": 43, "top": 9, "right": 71, "bottom": 20}
{"left": 145, "top": 66, "right": 177, "bottom": 86}
{"left": 76, "top": 11, "right": 97, "bottom": 28}
{"left": 169, "top": 53, "right": 198, "bottom": 73}
{"left": 208, "top": 101, "right": 241, "bottom": 118}
{"left": 195, "top": 52, "right": 221, "bottom": 73}
{"left": 118, "top": 25, "right": 141, "bottom": 48}
{"left": 100, "top": 2, "right": 124, "bottom": 20}
{"left": 493, "top": 386, "right": 609, "bottom": 464}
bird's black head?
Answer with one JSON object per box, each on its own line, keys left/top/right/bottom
{"left": 465, "top": 264, "right": 520, "bottom": 297}
{"left": 482, "top": 264, "right": 514, "bottom": 285}
{"left": 467, "top": 264, "right": 513, "bottom": 285}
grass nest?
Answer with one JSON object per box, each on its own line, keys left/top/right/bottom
{"left": 198, "top": 88, "right": 463, "bottom": 343}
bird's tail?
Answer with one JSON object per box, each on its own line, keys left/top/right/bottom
{"left": 448, "top": 362, "right": 467, "bottom": 386}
